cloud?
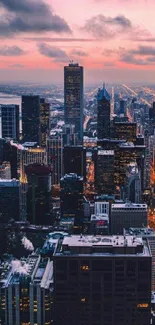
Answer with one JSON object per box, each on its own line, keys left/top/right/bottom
{"left": 9, "top": 64, "right": 25, "bottom": 68}
{"left": 0, "top": 0, "right": 71, "bottom": 35}
{"left": 82, "top": 14, "right": 132, "bottom": 38}
{"left": 38, "top": 43, "right": 68, "bottom": 63}
{"left": 120, "top": 46, "right": 155, "bottom": 65}
{"left": 133, "top": 38, "right": 155, "bottom": 42}
{"left": 0, "top": 45, "right": 25, "bottom": 56}
{"left": 24, "top": 37, "right": 95, "bottom": 43}
{"left": 71, "top": 50, "right": 88, "bottom": 57}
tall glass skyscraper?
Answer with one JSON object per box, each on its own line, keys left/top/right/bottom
{"left": 64, "top": 63, "right": 84, "bottom": 143}
{"left": 97, "top": 85, "right": 111, "bottom": 139}
{"left": 0, "top": 104, "right": 19, "bottom": 141}
{"left": 22, "top": 95, "right": 40, "bottom": 144}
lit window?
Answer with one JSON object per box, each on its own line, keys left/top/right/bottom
{"left": 81, "top": 265, "right": 89, "bottom": 271}
{"left": 137, "top": 304, "right": 149, "bottom": 308}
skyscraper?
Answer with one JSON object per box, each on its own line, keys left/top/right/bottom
{"left": 22, "top": 95, "right": 40, "bottom": 144}
{"left": 60, "top": 173, "right": 84, "bottom": 229}
{"left": 121, "top": 162, "right": 142, "bottom": 203}
{"left": 40, "top": 98, "right": 50, "bottom": 147}
{"left": 25, "top": 163, "right": 52, "bottom": 225}
{"left": 64, "top": 62, "right": 84, "bottom": 143}
{"left": 47, "top": 135, "right": 63, "bottom": 185}
{"left": 53, "top": 235, "right": 151, "bottom": 325}
{"left": 97, "top": 85, "right": 111, "bottom": 139}
{"left": 63, "top": 145, "right": 86, "bottom": 179}
{"left": 114, "top": 122, "right": 137, "bottom": 143}
{"left": 95, "top": 149, "right": 115, "bottom": 195}
{"left": 0, "top": 179, "right": 21, "bottom": 223}
{"left": 0, "top": 104, "right": 19, "bottom": 141}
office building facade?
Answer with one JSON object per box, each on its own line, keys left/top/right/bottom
{"left": 0, "top": 179, "right": 21, "bottom": 223}
{"left": 22, "top": 95, "right": 40, "bottom": 144}
{"left": 0, "top": 104, "right": 19, "bottom": 141}
{"left": 53, "top": 235, "right": 151, "bottom": 325}
{"left": 25, "top": 163, "right": 52, "bottom": 225}
{"left": 114, "top": 122, "right": 137, "bottom": 143}
{"left": 63, "top": 146, "right": 86, "bottom": 179}
{"left": 97, "top": 85, "right": 111, "bottom": 139}
{"left": 47, "top": 136, "right": 63, "bottom": 185}
{"left": 40, "top": 98, "right": 50, "bottom": 147}
{"left": 111, "top": 203, "right": 148, "bottom": 234}
{"left": 60, "top": 174, "right": 84, "bottom": 227}
{"left": 95, "top": 150, "right": 115, "bottom": 195}
{"left": 64, "top": 63, "right": 84, "bottom": 142}
{"left": 0, "top": 255, "right": 53, "bottom": 325}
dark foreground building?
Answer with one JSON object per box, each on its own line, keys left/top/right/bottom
{"left": 53, "top": 235, "right": 151, "bottom": 325}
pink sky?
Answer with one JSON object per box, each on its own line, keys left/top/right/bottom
{"left": 0, "top": 0, "right": 155, "bottom": 84}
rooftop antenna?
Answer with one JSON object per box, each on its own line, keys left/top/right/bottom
{"left": 103, "top": 82, "right": 106, "bottom": 89}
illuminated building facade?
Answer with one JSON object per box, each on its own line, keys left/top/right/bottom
{"left": 18, "top": 144, "right": 47, "bottom": 219}
{"left": 95, "top": 150, "right": 115, "bottom": 195}
{"left": 97, "top": 85, "right": 111, "bottom": 139}
{"left": 63, "top": 146, "right": 86, "bottom": 179}
{"left": 114, "top": 122, "right": 137, "bottom": 143}
{"left": 40, "top": 98, "right": 50, "bottom": 147}
{"left": 121, "top": 162, "right": 142, "bottom": 203}
{"left": 47, "top": 136, "right": 63, "bottom": 185}
{"left": 0, "top": 104, "right": 19, "bottom": 141}
{"left": 25, "top": 164, "right": 52, "bottom": 225}
{"left": 0, "top": 255, "right": 53, "bottom": 325}
{"left": 115, "top": 143, "right": 145, "bottom": 194}
{"left": 53, "top": 235, "right": 151, "bottom": 325}
{"left": 22, "top": 95, "right": 40, "bottom": 144}
{"left": 64, "top": 63, "right": 84, "bottom": 143}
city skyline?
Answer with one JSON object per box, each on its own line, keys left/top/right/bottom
{"left": 0, "top": 0, "right": 155, "bottom": 83}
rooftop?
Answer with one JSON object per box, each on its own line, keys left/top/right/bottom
{"left": 112, "top": 203, "right": 147, "bottom": 209}
{"left": 97, "top": 85, "right": 110, "bottom": 102}
{"left": 55, "top": 235, "right": 150, "bottom": 256}
{"left": 124, "top": 228, "right": 155, "bottom": 237}
{"left": 0, "top": 179, "right": 19, "bottom": 187}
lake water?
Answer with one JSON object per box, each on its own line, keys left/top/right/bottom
{"left": 0, "top": 92, "right": 21, "bottom": 107}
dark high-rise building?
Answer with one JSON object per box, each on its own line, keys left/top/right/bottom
{"left": 120, "top": 99, "right": 126, "bottom": 115}
{"left": 95, "top": 149, "right": 115, "bottom": 195}
{"left": 60, "top": 174, "right": 84, "bottom": 227}
{"left": 0, "top": 104, "right": 19, "bottom": 141}
{"left": 63, "top": 146, "right": 86, "bottom": 179}
{"left": 97, "top": 85, "right": 111, "bottom": 139}
{"left": 62, "top": 124, "right": 78, "bottom": 146}
{"left": 53, "top": 235, "right": 151, "bottom": 325}
{"left": 64, "top": 63, "right": 84, "bottom": 142}
{"left": 0, "top": 179, "right": 21, "bottom": 223}
{"left": 22, "top": 95, "right": 40, "bottom": 144}
{"left": 114, "top": 122, "right": 137, "bottom": 143}
{"left": 25, "top": 163, "right": 52, "bottom": 225}
{"left": 47, "top": 135, "right": 63, "bottom": 185}
{"left": 40, "top": 98, "right": 50, "bottom": 147}
{"left": 3, "top": 140, "right": 18, "bottom": 179}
